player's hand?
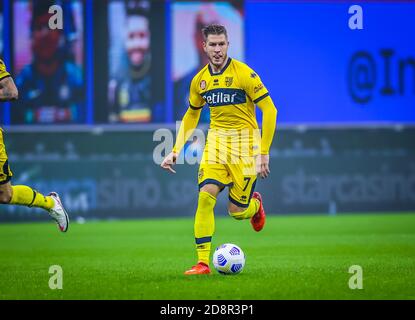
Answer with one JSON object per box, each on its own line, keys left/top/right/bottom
{"left": 256, "top": 154, "right": 270, "bottom": 179}
{"left": 161, "top": 152, "right": 177, "bottom": 174}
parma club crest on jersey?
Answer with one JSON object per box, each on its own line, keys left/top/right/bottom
{"left": 225, "top": 77, "right": 233, "bottom": 87}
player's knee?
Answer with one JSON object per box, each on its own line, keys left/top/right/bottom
{"left": 200, "top": 184, "right": 220, "bottom": 197}
{"left": 0, "top": 188, "right": 12, "bottom": 204}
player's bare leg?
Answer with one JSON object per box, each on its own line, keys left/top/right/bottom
{"left": 0, "top": 182, "right": 12, "bottom": 203}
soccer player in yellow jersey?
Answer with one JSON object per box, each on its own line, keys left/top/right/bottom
{"left": 0, "top": 59, "right": 69, "bottom": 232}
{"left": 161, "top": 24, "right": 277, "bottom": 275}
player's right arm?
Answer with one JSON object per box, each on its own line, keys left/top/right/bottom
{"left": 160, "top": 107, "right": 202, "bottom": 173}
{"left": 161, "top": 76, "right": 204, "bottom": 174}
{"left": 0, "top": 60, "right": 18, "bottom": 102}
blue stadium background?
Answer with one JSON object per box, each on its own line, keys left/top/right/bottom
{"left": 1, "top": 0, "right": 414, "bottom": 221}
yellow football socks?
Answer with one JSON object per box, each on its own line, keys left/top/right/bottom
{"left": 229, "top": 198, "right": 259, "bottom": 220}
{"left": 10, "top": 185, "right": 54, "bottom": 210}
{"left": 194, "top": 191, "right": 216, "bottom": 265}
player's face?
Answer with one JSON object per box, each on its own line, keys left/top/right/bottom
{"left": 125, "top": 16, "right": 150, "bottom": 67}
{"left": 203, "top": 34, "right": 229, "bottom": 68}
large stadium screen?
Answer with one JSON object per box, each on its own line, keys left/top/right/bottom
{"left": 12, "top": 0, "right": 85, "bottom": 124}
{"left": 0, "top": 2, "right": 3, "bottom": 58}
{"left": 246, "top": 2, "right": 415, "bottom": 125}
{"left": 107, "top": 0, "right": 165, "bottom": 123}
{"left": 172, "top": 1, "right": 245, "bottom": 123}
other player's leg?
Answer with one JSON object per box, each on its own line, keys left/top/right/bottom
{"left": 0, "top": 182, "right": 69, "bottom": 232}
{"left": 0, "top": 129, "right": 69, "bottom": 232}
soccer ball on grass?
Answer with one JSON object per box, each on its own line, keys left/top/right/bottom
{"left": 212, "top": 243, "right": 245, "bottom": 275}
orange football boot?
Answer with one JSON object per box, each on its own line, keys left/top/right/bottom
{"left": 251, "top": 192, "right": 266, "bottom": 232}
{"left": 184, "top": 262, "right": 211, "bottom": 275}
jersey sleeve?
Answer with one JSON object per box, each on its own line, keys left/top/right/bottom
{"left": 243, "top": 66, "right": 269, "bottom": 104}
{"left": 0, "top": 59, "right": 11, "bottom": 81}
{"left": 188, "top": 76, "right": 205, "bottom": 110}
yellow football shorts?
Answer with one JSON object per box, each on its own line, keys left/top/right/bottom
{"left": 0, "top": 128, "right": 13, "bottom": 184}
{"left": 198, "top": 148, "right": 257, "bottom": 208}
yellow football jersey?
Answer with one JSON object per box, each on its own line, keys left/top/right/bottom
{"left": 189, "top": 58, "right": 269, "bottom": 159}
{"left": 189, "top": 57, "right": 269, "bottom": 130}
{"left": 0, "top": 59, "right": 10, "bottom": 81}
{"left": 0, "top": 128, "right": 13, "bottom": 184}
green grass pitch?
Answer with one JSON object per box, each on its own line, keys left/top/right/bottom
{"left": 0, "top": 213, "right": 414, "bottom": 300}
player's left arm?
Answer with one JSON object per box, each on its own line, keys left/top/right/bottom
{"left": 256, "top": 96, "right": 277, "bottom": 179}
{"left": 244, "top": 67, "right": 277, "bottom": 179}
